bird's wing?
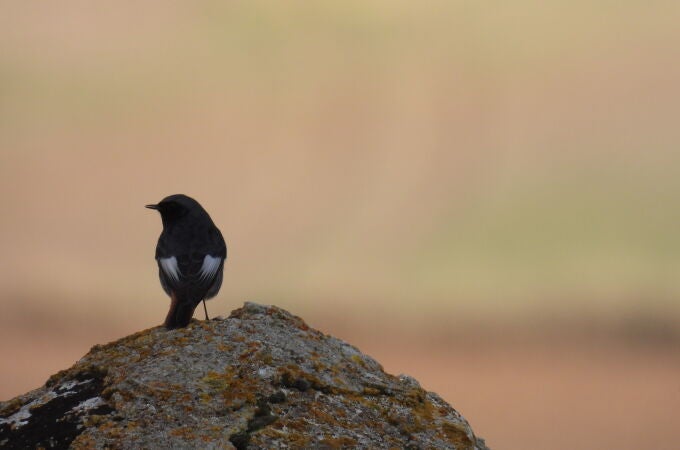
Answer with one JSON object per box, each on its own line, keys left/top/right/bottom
{"left": 196, "top": 228, "right": 226, "bottom": 299}
{"left": 157, "top": 252, "right": 224, "bottom": 302}
{"left": 155, "top": 224, "right": 227, "bottom": 300}
{"left": 199, "top": 255, "right": 222, "bottom": 281}
{"left": 209, "top": 226, "right": 227, "bottom": 260}
{"left": 159, "top": 256, "right": 181, "bottom": 283}
{"left": 157, "top": 256, "right": 180, "bottom": 296}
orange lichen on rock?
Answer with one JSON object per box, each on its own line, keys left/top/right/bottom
{"left": 0, "top": 302, "right": 488, "bottom": 450}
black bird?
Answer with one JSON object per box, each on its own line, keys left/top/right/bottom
{"left": 146, "top": 194, "right": 227, "bottom": 329}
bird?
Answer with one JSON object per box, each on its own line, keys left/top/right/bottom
{"left": 146, "top": 194, "right": 227, "bottom": 329}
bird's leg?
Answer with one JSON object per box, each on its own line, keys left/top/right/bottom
{"left": 202, "top": 299, "right": 210, "bottom": 321}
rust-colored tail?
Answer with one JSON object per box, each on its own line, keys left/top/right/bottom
{"left": 164, "top": 292, "right": 199, "bottom": 329}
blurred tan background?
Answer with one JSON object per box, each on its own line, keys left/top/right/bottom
{"left": 1, "top": 2, "right": 680, "bottom": 449}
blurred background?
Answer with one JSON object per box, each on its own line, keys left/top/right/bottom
{"left": 1, "top": 1, "right": 679, "bottom": 449}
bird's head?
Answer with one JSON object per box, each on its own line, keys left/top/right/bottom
{"left": 146, "top": 194, "right": 205, "bottom": 227}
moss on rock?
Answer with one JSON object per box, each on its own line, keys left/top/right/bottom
{"left": 0, "top": 302, "right": 488, "bottom": 450}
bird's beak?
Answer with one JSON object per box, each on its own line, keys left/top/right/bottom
{"left": 145, "top": 204, "right": 159, "bottom": 210}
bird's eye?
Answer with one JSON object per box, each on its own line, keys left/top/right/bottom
{"left": 160, "top": 201, "right": 187, "bottom": 217}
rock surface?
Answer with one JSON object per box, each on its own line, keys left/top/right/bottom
{"left": 0, "top": 303, "right": 489, "bottom": 449}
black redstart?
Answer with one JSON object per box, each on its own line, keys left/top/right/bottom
{"left": 146, "top": 194, "right": 227, "bottom": 329}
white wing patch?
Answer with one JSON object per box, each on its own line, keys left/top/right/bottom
{"left": 159, "top": 256, "right": 181, "bottom": 282}
{"left": 199, "top": 255, "right": 222, "bottom": 281}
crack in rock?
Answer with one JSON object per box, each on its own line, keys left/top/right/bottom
{"left": 229, "top": 396, "right": 280, "bottom": 450}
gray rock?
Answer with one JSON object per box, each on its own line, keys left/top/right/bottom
{"left": 0, "top": 302, "right": 489, "bottom": 449}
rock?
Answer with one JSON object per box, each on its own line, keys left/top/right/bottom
{"left": 0, "top": 302, "right": 489, "bottom": 449}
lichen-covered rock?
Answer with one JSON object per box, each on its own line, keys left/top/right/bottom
{"left": 0, "top": 303, "right": 489, "bottom": 450}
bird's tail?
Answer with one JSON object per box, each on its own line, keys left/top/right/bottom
{"left": 164, "top": 292, "right": 199, "bottom": 329}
